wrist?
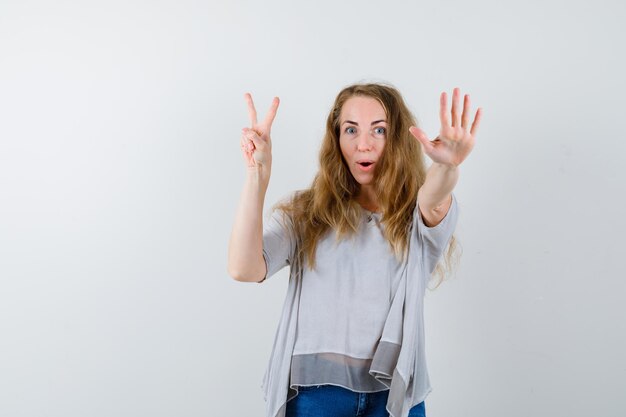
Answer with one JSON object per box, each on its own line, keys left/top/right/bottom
{"left": 432, "top": 162, "right": 459, "bottom": 171}
{"left": 246, "top": 165, "right": 271, "bottom": 187}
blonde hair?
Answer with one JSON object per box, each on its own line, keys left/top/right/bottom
{"left": 274, "top": 82, "right": 459, "bottom": 289}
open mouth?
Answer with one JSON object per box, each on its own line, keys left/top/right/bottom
{"left": 356, "top": 160, "right": 375, "bottom": 172}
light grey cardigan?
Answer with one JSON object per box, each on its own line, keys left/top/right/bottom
{"left": 260, "top": 193, "right": 459, "bottom": 417}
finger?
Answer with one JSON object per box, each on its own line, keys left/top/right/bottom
{"left": 244, "top": 92, "right": 258, "bottom": 126}
{"left": 243, "top": 127, "right": 264, "bottom": 149}
{"left": 240, "top": 137, "right": 253, "bottom": 161}
{"left": 409, "top": 126, "right": 434, "bottom": 153}
{"left": 242, "top": 127, "right": 257, "bottom": 149}
{"left": 439, "top": 92, "right": 450, "bottom": 128}
{"left": 240, "top": 137, "right": 254, "bottom": 166}
{"left": 241, "top": 129, "right": 254, "bottom": 152}
{"left": 461, "top": 94, "right": 471, "bottom": 129}
{"left": 470, "top": 108, "right": 483, "bottom": 136}
{"left": 263, "top": 97, "right": 280, "bottom": 128}
{"left": 450, "top": 87, "right": 461, "bottom": 127}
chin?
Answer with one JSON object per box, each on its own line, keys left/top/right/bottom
{"left": 353, "top": 176, "right": 374, "bottom": 186}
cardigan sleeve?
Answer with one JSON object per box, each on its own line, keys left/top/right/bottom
{"left": 260, "top": 209, "right": 296, "bottom": 282}
{"left": 415, "top": 192, "right": 459, "bottom": 274}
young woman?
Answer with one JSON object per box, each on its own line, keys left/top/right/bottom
{"left": 228, "top": 83, "right": 482, "bottom": 417}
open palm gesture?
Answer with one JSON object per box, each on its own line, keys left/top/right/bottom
{"left": 240, "top": 93, "right": 280, "bottom": 170}
{"left": 409, "top": 87, "right": 482, "bottom": 167}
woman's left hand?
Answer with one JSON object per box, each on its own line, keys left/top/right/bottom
{"left": 409, "top": 87, "right": 482, "bottom": 167}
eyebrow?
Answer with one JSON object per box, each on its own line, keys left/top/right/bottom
{"left": 342, "top": 119, "right": 386, "bottom": 126}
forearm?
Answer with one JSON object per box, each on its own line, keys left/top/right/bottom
{"left": 418, "top": 162, "right": 459, "bottom": 210}
{"left": 227, "top": 167, "right": 270, "bottom": 282}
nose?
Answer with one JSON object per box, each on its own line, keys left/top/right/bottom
{"left": 356, "top": 131, "right": 374, "bottom": 151}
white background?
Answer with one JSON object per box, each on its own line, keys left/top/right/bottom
{"left": 1, "top": 1, "right": 624, "bottom": 416}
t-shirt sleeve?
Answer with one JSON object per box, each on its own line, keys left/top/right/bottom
{"left": 260, "top": 209, "right": 295, "bottom": 283}
{"left": 415, "top": 192, "right": 459, "bottom": 274}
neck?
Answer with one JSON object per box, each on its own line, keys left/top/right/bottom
{"left": 356, "top": 186, "right": 380, "bottom": 213}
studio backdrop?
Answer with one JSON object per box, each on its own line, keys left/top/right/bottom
{"left": 0, "top": 1, "right": 624, "bottom": 416}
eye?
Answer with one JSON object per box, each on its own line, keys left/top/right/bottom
{"left": 373, "top": 127, "right": 386, "bottom": 135}
{"left": 344, "top": 126, "right": 357, "bottom": 135}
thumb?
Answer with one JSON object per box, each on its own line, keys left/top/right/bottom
{"left": 242, "top": 128, "right": 265, "bottom": 149}
{"left": 409, "top": 126, "right": 433, "bottom": 153}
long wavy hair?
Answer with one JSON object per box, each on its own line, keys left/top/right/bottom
{"left": 274, "top": 82, "right": 459, "bottom": 289}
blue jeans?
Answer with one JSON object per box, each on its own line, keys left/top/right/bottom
{"left": 286, "top": 384, "right": 426, "bottom": 417}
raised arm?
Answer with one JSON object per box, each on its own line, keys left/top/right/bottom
{"left": 409, "top": 87, "right": 483, "bottom": 227}
{"left": 227, "top": 93, "right": 280, "bottom": 283}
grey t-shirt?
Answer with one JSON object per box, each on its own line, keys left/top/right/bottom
{"left": 260, "top": 193, "right": 459, "bottom": 417}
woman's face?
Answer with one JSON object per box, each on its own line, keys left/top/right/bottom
{"left": 338, "top": 96, "right": 387, "bottom": 187}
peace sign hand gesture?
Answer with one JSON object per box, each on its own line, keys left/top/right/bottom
{"left": 409, "top": 87, "right": 483, "bottom": 168}
{"left": 240, "top": 93, "right": 280, "bottom": 172}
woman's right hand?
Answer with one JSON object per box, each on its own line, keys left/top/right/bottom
{"left": 240, "top": 93, "right": 280, "bottom": 171}
{"left": 230, "top": 93, "right": 280, "bottom": 283}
